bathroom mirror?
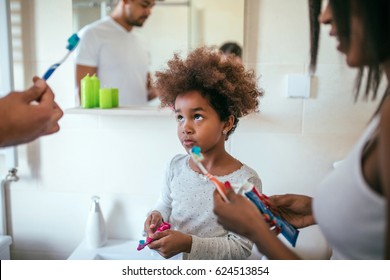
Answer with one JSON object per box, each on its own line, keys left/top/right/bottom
{"left": 72, "top": 0, "right": 244, "bottom": 74}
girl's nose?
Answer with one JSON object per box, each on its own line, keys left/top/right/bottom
{"left": 182, "top": 121, "right": 193, "bottom": 134}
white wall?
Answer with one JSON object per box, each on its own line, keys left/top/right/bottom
{"left": 0, "top": 0, "right": 384, "bottom": 259}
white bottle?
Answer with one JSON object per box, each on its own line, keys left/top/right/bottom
{"left": 85, "top": 196, "right": 107, "bottom": 248}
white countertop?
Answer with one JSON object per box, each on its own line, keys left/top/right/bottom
{"left": 68, "top": 239, "right": 182, "bottom": 260}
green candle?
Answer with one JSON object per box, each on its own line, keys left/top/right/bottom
{"left": 81, "top": 74, "right": 94, "bottom": 108}
{"left": 91, "top": 74, "right": 100, "bottom": 108}
{"left": 99, "top": 88, "right": 112, "bottom": 109}
{"left": 111, "top": 88, "right": 119, "bottom": 107}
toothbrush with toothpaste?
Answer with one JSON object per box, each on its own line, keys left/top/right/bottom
{"left": 42, "top": 33, "right": 80, "bottom": 80}
{"left": 241, "top": 180, "right": 299, "bottom": 247}
{"left": 190, "top": 146, "right": 230, "bottom": 202}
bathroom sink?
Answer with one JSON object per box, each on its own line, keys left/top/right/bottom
{"left": 68, "top": 239, "right": 182, "bottom": 260}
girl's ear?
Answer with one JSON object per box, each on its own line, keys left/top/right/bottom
{"left": 223, "top": 115, "right": 235, "bottom": 133}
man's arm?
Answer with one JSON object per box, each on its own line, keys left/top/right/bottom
{"left": 147, "top": 72, "right": 158, "bottom": 101}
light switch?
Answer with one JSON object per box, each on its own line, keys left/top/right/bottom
{"left": 286, "top": 74, "right": 311, "bottom": 98}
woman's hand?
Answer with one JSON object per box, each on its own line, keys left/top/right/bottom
{"left": 213, "top": 187, "right": 301, "bottom": 259}
{"left": 267, "top": 194, "right": 315, "bottom": 228}
{"left": 213, "top": 187, "right": 271, "bottom": 241}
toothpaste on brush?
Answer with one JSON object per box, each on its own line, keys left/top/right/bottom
{"left": 241, "top": 181, "right": 299, "bottom": 247}
{"left": 190, "top": 146, "right": 229, "bottom": 202}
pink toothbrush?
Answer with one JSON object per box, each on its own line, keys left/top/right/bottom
{"left": 137, "top": 222, "right": 171, "bottom": 250}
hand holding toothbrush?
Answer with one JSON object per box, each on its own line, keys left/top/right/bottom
{"left": 0, "top": 77, "right": 63, "bottom": 147}
{"left": 138, "top": 220, "right": 171, "bottom": 251}
{"left": 146, "top": 227, "right": 192, "bottom": 259}
{"left": 213, "top": 187, "right": 301, "bottom": 259}
{"left": 141, "top": 211, "right": 191, "bottom": 258}
{"left": 213, "top": 185, "right": 271, "bottom": 241}
{"left": 143, "top": 210, "right": 164, "bottom": 240}
{"left": 215, "top": 180, "right": 299, "bottom": 247}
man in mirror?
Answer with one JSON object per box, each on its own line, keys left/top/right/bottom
{"left": 74, "top": 0, "right": 160, "bottom": 107}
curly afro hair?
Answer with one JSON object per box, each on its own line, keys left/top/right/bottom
{"left": 155, "top": 46, "right": 263, "bottom": 138}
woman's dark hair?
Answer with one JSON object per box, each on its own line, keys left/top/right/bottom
{"left": 155, "top": 46, "right": 263, "bottom": 139}
{"left": 309, "top": 0, "right": 389, "bottom": 105}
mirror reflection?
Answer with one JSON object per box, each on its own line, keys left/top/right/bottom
{"left": 72, "top": 0, "right": 244, "bottom": 107}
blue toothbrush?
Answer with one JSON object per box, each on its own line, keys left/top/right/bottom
{"left": 42, "top": 33, "right": 80, "bottom": 80}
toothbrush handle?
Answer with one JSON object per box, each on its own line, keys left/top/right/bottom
{"left": 207, "top": 175, "right": 229, "bottom": 202}
{"left": 195, "top": 160, "right": 229, "bottom": 202}
{"left": 42, "top": 52, "right": 70, "bottom": 80}
{"left": 42, "top": 64, "right": 59, "bottom": 80}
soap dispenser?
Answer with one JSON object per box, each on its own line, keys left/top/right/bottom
{"left": 85, "top": 196, "right": 108, "bottom": 248}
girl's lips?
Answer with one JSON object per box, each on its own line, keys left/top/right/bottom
{"left": 183, "top": 139, "right": 195, "bottom": 146}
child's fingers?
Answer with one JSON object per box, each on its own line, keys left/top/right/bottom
{"left": 146, "top": 213, "right": 163, "bottom": 237}
{"left": 150, "top": 229, "right": 169, "bottom": 241}
{"left": 224, "top": 183, "right": 237, "bottom": 201}
{"left": 150, "top": 216, "right": 162, "bottom": 229}
{"left": 144, "top": 215, "right": 153, "bottom": 234}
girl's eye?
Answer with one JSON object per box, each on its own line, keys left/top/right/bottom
{"left": 176, "top": 115, "right": 184, "bottom": 122}
{"left": 194, "top": 114, "right": 203, "bottom": 121}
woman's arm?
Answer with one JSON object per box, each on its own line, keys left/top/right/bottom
{"left": 379, "top": 99, "right": 390, "bottom": 259}
{"left": 213, "top": 189, "right": 301, "bottom": 259}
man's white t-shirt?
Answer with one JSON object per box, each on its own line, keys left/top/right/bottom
{"left": 75, "top": 17, "right": 150, "bottom": 106}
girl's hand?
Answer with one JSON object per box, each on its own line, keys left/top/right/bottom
{"left": 144, "top": 210, "right": 163, "bottom": 238}
{"left": 147, "top": 230, "right": 192, "bottom": 259}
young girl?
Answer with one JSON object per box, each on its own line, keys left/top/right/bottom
{"left": 143, "top": 46, "right": 264, "bottom": 259}
{"left": 214, "top": 0, "right": 390, "bottom": 260}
